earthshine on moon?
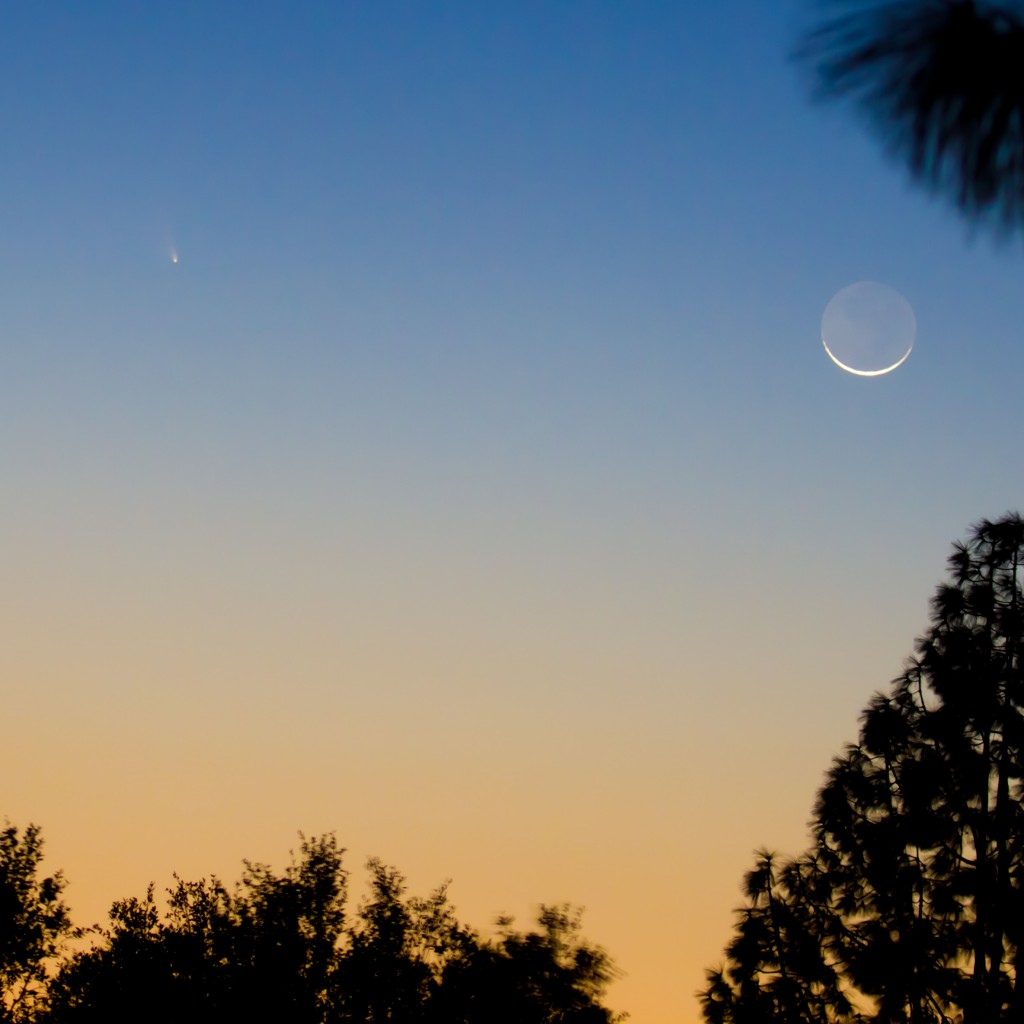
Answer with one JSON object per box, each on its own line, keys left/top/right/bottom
{"left": 821, "top": 281, "right": 916, "bottom": 376}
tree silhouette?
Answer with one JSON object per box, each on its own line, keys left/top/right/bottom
{"left": 796, "top": 1, "right": 1024, "bottom": 234}
{"left": 331, "top": 857, "right": 470, "bottom": 1023}
{"left": 46, "top": 834, "right": 349, "bottom": 1023}
{"left": 702, "top": 513, "right": 1024, "bottom": 1024}
{"left": 435, "top": 904, "right": 624, "bottom": 1024}
{"left": 0, "top": 823, "right": 75, "bottom": 1024}
{"left": 32, "top": 834, "right": 624, "bottom": 1023}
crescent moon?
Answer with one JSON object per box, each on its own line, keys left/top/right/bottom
{"left": 820, "top": 281, "right": 916, "bottom": 376}
{"left": 822, "top": 336, "right": 913, "bottom": 376}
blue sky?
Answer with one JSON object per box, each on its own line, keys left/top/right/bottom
{"left": 2, "top": 4, "right": 1022, "bottom": 1022}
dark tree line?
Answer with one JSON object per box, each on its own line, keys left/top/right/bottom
{"left": 0, "top": 825, "right": 74, "bottom": 1024}
{"left": 702, "top": 513, "right": 1024, "bottom": 1024}
{"left": 0, "top": 828, "right": 624, "bottom": 1023}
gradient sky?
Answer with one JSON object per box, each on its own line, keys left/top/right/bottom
{"left": 3, "top": 3, "right": 1023, "bottom": 1021}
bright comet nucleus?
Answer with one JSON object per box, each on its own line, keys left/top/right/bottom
{"left": 821, "top": 281, "right": 916, "bottom": 376}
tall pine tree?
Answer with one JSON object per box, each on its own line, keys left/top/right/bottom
{"left": 703, "top": 514, "right": 1024, "bottom": 1024}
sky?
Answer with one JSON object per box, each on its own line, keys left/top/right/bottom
{"left": 2, "top": 2, "right": 1023, "bottom": 1021}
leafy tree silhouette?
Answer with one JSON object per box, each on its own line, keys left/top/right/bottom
{"left": 796, "top": 1, "right": 1024, "bottom": 235}
{"left": 30, "top": 834, "right": 624, "bottom": 1023}
{"left": 46, "top": 834, "right": 347, "bottom": 1024}
{"left": 702, "top": 513, "right": 1024, "bottom": 1024}
{"left": 0, "top": 823, "right": 75, "bottom": 1024}
{"left": 331, "top": 857, "right": 469, "bottom": 1022}
{"left": 435, "top": 904, "right": 623, "bottom": 1024}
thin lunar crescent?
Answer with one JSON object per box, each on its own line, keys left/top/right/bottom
{"left": 822, "top": 339, "right": 913, "bottom": 377}
{"left": 821, "top": 281, "right": 916, "bottom": 376}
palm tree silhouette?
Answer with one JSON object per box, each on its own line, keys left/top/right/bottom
{"left": 797, "top": 1, "right": 1024, "bottom": 234}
